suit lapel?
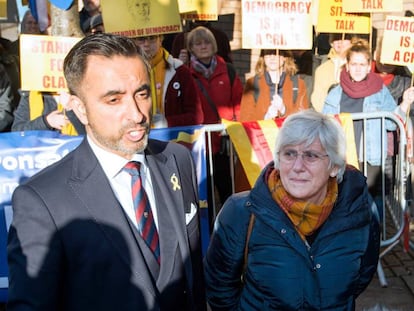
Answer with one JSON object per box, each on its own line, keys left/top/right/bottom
{"left": 67, "top": 140, "right": 158, "bottom": 299}
{"left": 146, "top": 151, "right": 192, "bottom": 289}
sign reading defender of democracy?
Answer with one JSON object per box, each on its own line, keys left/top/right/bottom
{"left": 316, "top": 0, "right": 370, "bottom": 34}
{"left": 342, "top": 0, "right": 402, "bottom": 13}
{"left": 19, "top": 34, "right": 81, "bottom": 92}
{"left": 242, "top": 0, "right": 313, "bottom": 50}
{"left": 101, "top": 0, "right": 182, "bottom": 38}
{"left": 380, "top": 15, "right": 414, "bottom": 68}
{"left": 178, "top": 0, "right": 218, "bottom": 21}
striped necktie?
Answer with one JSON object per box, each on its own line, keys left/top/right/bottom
{"left": 124, "top": 161, "right": 160, "bottom": 264}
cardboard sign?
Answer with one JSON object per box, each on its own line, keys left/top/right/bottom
{"left": 0, "top": 0, "right": 6, "bottom": 20}
{"left": 381, "top": 15, "right": 414, "bottom": 68}
{"left": 242, "top": 0, "right": 313, "bottom": 49}
{"left": 20, "top": 35, "right": 81, "bottom": 92}
{"left": 178, "top": 0, "right": 218, "bottom": 21}
{"left": 342, "top": 0, "right": 402, "bottom": 13}
{"left": 316, "top": 0, "right": 370, "bottom": 34}
{"left": 102, "top": 0, "right": 182, "bottom": 37}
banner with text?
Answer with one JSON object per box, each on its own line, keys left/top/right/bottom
{"left": 316, "top": 0, "right": 370, "bottom": 34}
{"left": 0, "top": 127, "right": 210, "bottom": 294}
{"left": 20, "top": 35, "right": 81, "bottom": 92}
{"left": 241, "top": 0, "right": 313, "bottom": 49}
{"left": 102, "top": 0, "right": 182, "bottom": 38}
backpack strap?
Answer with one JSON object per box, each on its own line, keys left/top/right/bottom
{"left": 226, "top": 62, "right": 236, "bottom": 86}
{"left": 242, "top": 213, "right": 256, "bottom": 282}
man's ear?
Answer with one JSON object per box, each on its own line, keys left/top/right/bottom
{"left": 70, "top": 95, "right": 88, "bottom": 125}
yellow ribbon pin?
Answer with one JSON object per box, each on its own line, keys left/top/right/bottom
{"left": 170, "top": 173, "right": 181, "bottom": 191}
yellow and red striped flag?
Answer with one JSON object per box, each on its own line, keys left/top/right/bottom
{"left": 224, "top": 113, "right": 358, "bottom": 188}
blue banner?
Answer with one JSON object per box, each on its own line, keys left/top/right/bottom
{"left": 0, "top": 127, "right": 209, "bottom": 302}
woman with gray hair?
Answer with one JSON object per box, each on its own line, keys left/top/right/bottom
{"left": 204, "top": 109, "right": 380, "bottom": 310}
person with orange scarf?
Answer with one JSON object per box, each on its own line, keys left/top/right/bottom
{"left": 204, "top": 110, "right": 380, "bottom": 310}
{"left": 133, "top": 34, "right": 203, "bottom": 128}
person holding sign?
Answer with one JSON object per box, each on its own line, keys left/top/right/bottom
{"left": 133, "top": 34, "right": 203, "bottom": 128}
{"left": 322, "top": 38, "right": 414, "bottom": 201}
{"left": 311, "top": 33, "right": 352, "bottom": 112}
{"left": 7, "top": 33, "right": 206, "bottom": 311}
{"left": 11, "top": 91, "right": 85, "bottom": 135}
{"left": 239, "top": 49, "right": 309, "bottom": 121}
{"left": 204, "top": 109, "right": 380, "bottom": 310}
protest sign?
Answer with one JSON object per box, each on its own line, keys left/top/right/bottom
{"left": 178, "top": 0, "right": 218, "bottom": 21}
{"left": 316, "top": 0, "right": 370, "bottom": 34}
{"left": 342, "top": 0, "right": 402, "bottom": 13}
{"left": 242, "top": 0, "right": 313, "bottom": 49}
{"left": 381, "top": 15, "right": 414, "bottom": 68}
{"left": 20, "top": 35, "right": 81, "bottom": 92}
{"left": 102, "top": 0, "right": 182, "bottom": 37}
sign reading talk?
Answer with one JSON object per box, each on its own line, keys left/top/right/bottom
{"left": 20, "top": 35, "right": 81, "bottom": 92}
{"left": 242, "top": 0, "right": 313, "bottom": 49}
{"left": 381, "top": 16, "right": 414, "bottom": 67}
{"left": 178, "top": 0, "right": 218, "bottom": 21}
{"left": 316, "top": 0, "right": 370, "bottom": 34}
{"left": 342, "top": 0, "right": 402, "bottom": 13}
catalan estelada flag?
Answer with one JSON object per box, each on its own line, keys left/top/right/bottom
{"left": 224, "top": 113, "right": 358, "bottom": 188}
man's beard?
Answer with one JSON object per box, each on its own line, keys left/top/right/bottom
{"left": 89, "top": 122, "right": 150, "bottom": 156}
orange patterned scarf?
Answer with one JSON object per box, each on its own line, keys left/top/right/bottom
{"left": 268, "top": 169, "right": 338, "bottom": 241}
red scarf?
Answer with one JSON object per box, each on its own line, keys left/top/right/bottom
{"left": 340, "top": 67, "right": 383, "bottom": 99}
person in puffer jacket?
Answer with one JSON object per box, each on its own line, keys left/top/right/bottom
{"left": 204, "top": 109, "right": 380, "bottom": 311}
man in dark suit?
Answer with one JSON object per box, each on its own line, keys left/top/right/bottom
{"left": 7, "top": 33, "right": 206, "bottom": 311}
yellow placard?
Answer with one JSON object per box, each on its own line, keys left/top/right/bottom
{"left": 0, "top": 0, "right": 6, "bottom": 20}
{"left": 101, "top": 0, "right": 182, "bottom": 38}
{"left": 316, "top": 0, "right": 370, "bottom": 34}
{"left": 242, "top": 0, "right": 313, "bottom": 50}
{"left": 20, "top": 35, "right": 81, "bottom": 92}
{"left": 342, "top": 0, "right": 402, "bottom": 13}
{"left": 178, "top": 0, "right": 218, "bottom": 21}
{"left": 381, "top": 16, "right": 414, "bottom": 67}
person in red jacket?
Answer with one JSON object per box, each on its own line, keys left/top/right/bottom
{"left": 186, "top": 26, "right": 243, "bottom": 214}
{"left": 133, "top": 34, "right": 203, "bottom": 128}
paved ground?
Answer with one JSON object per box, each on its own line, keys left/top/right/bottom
{"left": 356, "top": 221, "right": 414, "bottom": 311}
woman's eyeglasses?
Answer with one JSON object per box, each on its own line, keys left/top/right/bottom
{"left": 278, "top": 150, "right": 329, "bottom": 165}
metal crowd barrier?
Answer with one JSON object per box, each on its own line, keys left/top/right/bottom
{"left": 203, "top": 111, "right": 411, "bottom": 288}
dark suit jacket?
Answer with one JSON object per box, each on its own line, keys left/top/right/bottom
{"left": 7, "top": 138, "right": 206, "bottom": 311}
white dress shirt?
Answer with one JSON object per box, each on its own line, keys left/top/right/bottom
{"left": 87, "top": 136, "right": 159, "bottom": 229}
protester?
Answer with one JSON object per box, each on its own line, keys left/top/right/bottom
{"left": 239, "top": 49, "right": 309, "bottom": 121}
{"left": 311, "top": 33, "right": 352, "bottom": 112}
{"left": 82, "top": 13, "right": 104, "bottom": 35}
{"left": 186, "top": 25, "right": 243, "bottom": 207}
{"left": 79, "top": 0, "right": 101, "bottom": 34}
{"left": 11, "top": 91, "right": 84, "bottom": 135}
{"left": 172, "top": 21, "right": 233, "bottom": 65}
{"left": 204, "top": 109, "right": 380, "bottom": 310}
{"left": 7, "top": 33, "right": 206, "bottom": 311}
{"left": 133, "top": 34, "right": 203, "bottom": 128}
{"left": 322, "top": 38, "right": 414, "bottom": 200}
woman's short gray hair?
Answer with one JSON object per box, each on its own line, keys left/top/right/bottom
{"left": 274, "top": 109, "right": 347, "bottom": 183}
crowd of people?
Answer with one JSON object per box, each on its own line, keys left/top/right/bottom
{"left": 2, "top": 2, "right": 414, "bottom": 310}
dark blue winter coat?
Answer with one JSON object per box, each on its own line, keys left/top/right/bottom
{"left": 204, "top": 164, "right": 380, "bottom": 311}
